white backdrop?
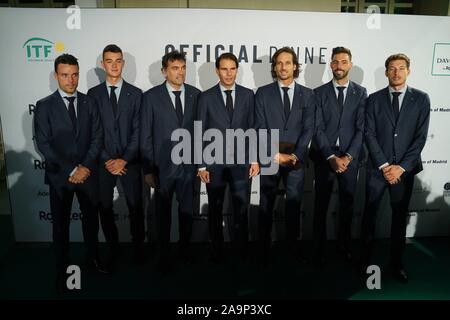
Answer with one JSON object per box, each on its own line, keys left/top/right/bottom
{"left": 1, "top": 8, "right": 449, "bottom": 242}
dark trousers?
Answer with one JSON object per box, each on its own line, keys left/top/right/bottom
{"left": 258, "top": 166, "right": 305, "bottom": 251}
{"left": 155, "top": 170, "right": 195, "bottom": 260}
{"left": 206, "top": 165, "right": 250, "bottom": 256}
{"left": 360, "top": 170, "right": 415, "bottom": 268}
{"left": 49, "top": 184, "right": 99, "bottom": 273}
{"left": 98, "top": 163, "right": 144, "bottom": 251}
{"left": 313, "top": 159, "right": 359, "bottom": 257}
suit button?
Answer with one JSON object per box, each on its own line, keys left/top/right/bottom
{"left": 394, "top": 133, "right": 398, "bottom": 137}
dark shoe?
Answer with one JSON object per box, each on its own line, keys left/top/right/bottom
{"left": 313, "top": 255, "right": 327, "bottom": 268}
{"left": 210, "top": 250, "right": 223, "bottom": 265}
{"left": 392, "top": 268, "right": 408, "bottom": 283}
{"left": 86, "top": 258, "right": 111, "bottom": 275}
{"left": 55, "top": 273, "right": 69, "bottom": 294}
{"left": 157, "top": 256, "right": 170, "bottom": 276}
{"left": 337, "top": 245, "right": 353, "bottom": 262}
{"left": 178, "top": 247, "right": 193, "bottom": 265}
{"left": 134, "top": 245, "right": 146, "bottom": 265}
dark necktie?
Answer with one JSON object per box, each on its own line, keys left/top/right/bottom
{"left": 172, "top": 91, "right": 183, "bottom": 125}
{"left": 64, "top": 96, "right": 77, "bottom": 130}
{"left": 224, "top": 90, "right": 233, "bottom": 120}
{"left": 110, "top": 86, "right": 118, "bottom": 117}
{"left": 282, "top": 87, "right": 290, "bottom": 120}
{"left": 392, "top": 92, "right": 401, "bottom": 121}
{"left": 337, "top": 86, "right": 345, "bottom": 116}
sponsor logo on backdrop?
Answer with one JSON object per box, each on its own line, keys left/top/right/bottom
{"left": 431, "top": 107, "right": 450, "bottom": 112}
{"left": 39, "top": 211, "right": 83, "bottom": 222}
{"left": 165, "top": 44, "right": 329, "bottom": 64}
{"left": 34, "top": 159, "right": 46, "bottom": 170}
{"left": 424, "top": 159, "right": 447, "bottom": 165}
{"left": 23, "top": 37, "right": 65, "bottom": 62}
{"left": 443, "top": 182, "right": 450, "bottom": 198}
{"left": 37, "top": 190, "right": 49, "bottom": 197}
{"left": 432, "top": 43, "right": 450, "bottom": 76}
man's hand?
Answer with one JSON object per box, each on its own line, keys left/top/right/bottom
{"left": 328, "top": 156, "right": 347, "bottom": 173}
{"left": 144, "top": 173, "right": 157, "bottom": 188}
{"left": 105, "top": 159, "right": 127, "bottom": 176}
{"left": 197, "top": 170, "right": 210, "bottom": 184}
{"left": 249, "top": 163, "right": 260, "bottom": 178}
{"left": 68, "top": 165, "right": 90, "bottom": 184}
{"left": 382, "top": 165, "right": 404, "bottom": 184}
{"left": 274, "top": 153, "right": 296, "bottom": 167}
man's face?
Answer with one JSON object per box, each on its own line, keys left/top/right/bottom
{"left": 330, "top": 53, "right": 352, "bottom": 80}
{"left": 102, "top": 51, "right": 124, "bottom": 79}
{"left": 385, "top": 59, "right": 410, "bottom": 88}
{"left": 216, "top": 58, "right": 238, "bottom": 88}
{"left": 163, "top": 59, "right": 186, "bottom": 88}
{"left": 274, "top": 52, "right": 296, "bottom": 82}
{"left": 54, "top": 63, "right": 79, "bottom": 95}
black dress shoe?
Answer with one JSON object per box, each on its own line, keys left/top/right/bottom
{"left": 157, "top": 257, "right": 170, "bottom": 276}
{"left": 86, "top": 258, "right": 111, "bottom": 274}
{"left": 336, "top": 245, "right": 353, "bottom": 262}
{"left": 55, "top": 273, "right": 69, "bottom": 294}
{"left": 210, "top": 250, "right": 224, "bottom": 265}
{"left": 134, "top": 245, "right": 146, "bottom": 265}
{"left": 392, "top": 268, "right": 408, "bottom": 283}
{"left": 313, "top": 255, "right": 327, "bottom": 268}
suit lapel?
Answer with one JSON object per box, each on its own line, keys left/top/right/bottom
{"left": 214, "top": 84, "right": 231, "bottom": 125}
{"left": 343, "top": 81, "right": 357, "bottom": 116}
{"left": 325, "top": 81, "right": 340, "bottom": 119}
{"left": 271, "top": 82, "right": 286, "bottom": 123}
{"left": 99, "top": 83, "right": 114, "bottom": 120}
{"left": 382, "top": 87, "right": 396, "bottom": 126}
{"left": 75, "top": 91, "right": 89, "bottom": 138}
{"left": 397, "top": 86, "right": 415, "bottom": 124}
{"left": 286, "top": 83, "right": 302, "bottom": 127}
{"left": 161, "top": 82, "right": 179, "bottom": 125}
{"left": 52, "top": 90, "right": 77, "bottom": 134}
{"left": 117, "top": 81, "right": 131, "bottom": 120}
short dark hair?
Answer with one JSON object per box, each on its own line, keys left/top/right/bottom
{"left": 385, "top": 53, "right": 410, "bottom": 70}
{"left": 162, "top": 50, "right": 186, "bottom": 69}
{"left": 54, "top": 53, "right": 78, "bottom": 72}
{"left": 271, "top": 47, "right": 300, "bottom": 79}
{"left": 331, "top": 46, "right": 352, "bottom": 61}
{"left": 215, "top": 52, "right": 239, "bottom": 69}
{"left": 102, "top": 44, "right": 122, "bottom": 59}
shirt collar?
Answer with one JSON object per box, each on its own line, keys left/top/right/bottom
{"left": 219, "top": 83, "right": 236, "bottom": 92}
{"left": 389, "top": 85, "right": 407, "bottom": 95}
{"left": 278, "top": 80, "right": 295, "bottom": 90}
{"left": 166, "top": 81, "right": 185, "bottom": 93}
{"left": 58, "top": 89, "right": 77, "bottom": 100}
{"left": 106, "top": 78, "right": 123, "bottom": 90}
{"left": 332, "top": 79, "right": 350, "bottom": 89}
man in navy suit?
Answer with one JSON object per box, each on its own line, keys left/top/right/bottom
{"left": 34, "top": 54, "right": 108, "bottom": 293}
{"left": 87, "top": 44, "right": 144, "bottom": 267}
{"left": 140, "top": 51, "right": 201, "bottom": 273}
{"left": 361, "top": 53, "right": 430, "bottom": 283}
{"left": 197, "top": 53, "right": 260, "bottom": 263}
{"left": 310, "top": 47, "right": 367, "bottom": 265}
{"left": 255, "top": 47, "right": 315, "bottom": 263}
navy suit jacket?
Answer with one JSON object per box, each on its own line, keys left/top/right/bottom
{"left": 365, "top": 86, "right": 430, "bottom": 175}
{"left": 198, "top": 83, "right": 255, "bottom": 167}
{"left": 312, "top": 80, "right": 367, "bottom": 161}
{"left": 140, "top": 82, "right": 201, "bottom": 184}
{"left": 34, "top": 90, "right": 102, "bottom": 194}
{"left": 87, "top": 80, "right": 142, "bottom": 164}
{"left": 255, "top": 81, "right": 315, "bottom": 165}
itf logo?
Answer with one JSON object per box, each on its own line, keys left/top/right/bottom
{"left": 431, "top": 43, "right": 450, "bottom": 76}
{"left": 22, "top": 37, "right": 65, "bottom": 62}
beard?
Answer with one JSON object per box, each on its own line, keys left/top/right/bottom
{"left": 333, "top": 69, "right": 349, "bottom": 80}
